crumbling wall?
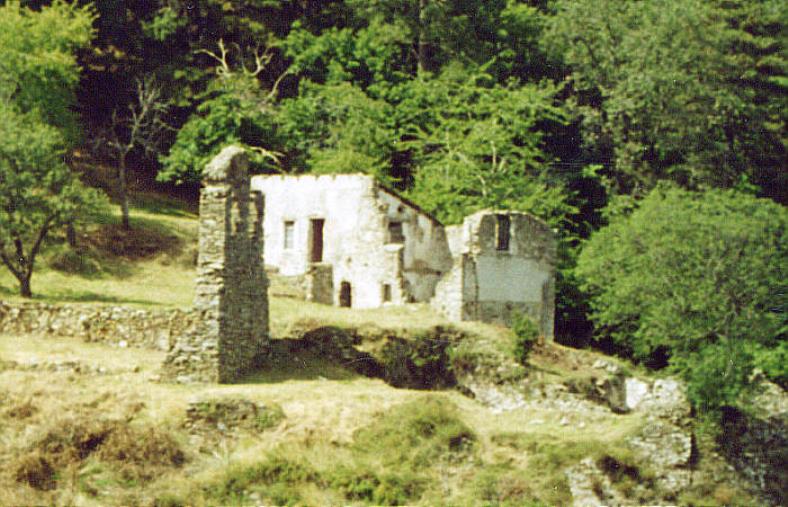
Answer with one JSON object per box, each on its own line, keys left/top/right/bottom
{"left": 376, "top": 187, "right": 453, "bottom": 303}
{"left": 432, "top": 210, "right": 556, "bottom": 338}
{"left": 161, "top": 146, "right": 268, "bottom": 383}
{"left": 0, "top": 302, "right": 198, "bottom": 351}
{"left": 304, "top": 263, "right": 333, "bottom": 305}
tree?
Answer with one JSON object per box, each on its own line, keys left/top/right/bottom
{"left": 0, "top": 0, "right": 107, "bottom": 297}
{"left": 576, "top": 185, "right": 787, "bottom": 413}
{"left": 158, "top": 41, "right": 283, "bottom": 185}
{"left": 0, "top": 105, "right": 107, "bottom": 297}
{"left": 0, "top": 0, "right": 94, "bottom": 140}
{"left": 544, "top": 0, "right": 787, "bottom": 201}
{"left": 94, "top": 77, "right": 170, "bottom": 229}
{"left": 400, "top": 67, "right": 574, "bottom": 226}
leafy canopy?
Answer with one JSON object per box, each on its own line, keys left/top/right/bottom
{"left": 0, "top": 1, "right": 107, "bottom": 297}
{"left": 0, "top": 0, "right": 94, "bottom": 141}
{"left": 576, "top": 186, "right": 787, "bottom": 412}
{"left": 544, "top": 0, "right": 787, "bottom": 200}
{"left": 159, "top": 74, "right": 281, "bottom": 184}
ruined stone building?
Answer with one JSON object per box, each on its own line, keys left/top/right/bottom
{"left": 162, "top": 147, "right": 269, "bottom": 383}
{"left": 251, "top": 174, "right": 556, "bottom": 339}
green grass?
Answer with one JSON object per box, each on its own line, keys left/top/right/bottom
{"left": 0, "top": 194, "right": 197, "bottom": 307}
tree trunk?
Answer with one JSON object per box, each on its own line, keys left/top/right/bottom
{"left": 66, "top": 221, "right": 77, "bottom": 248}
{"left": 418, "top": 0, "right": 429, "bottom": 75}
{"left": 119, "top": 155, "right": 131, "bottom": 229}
{"left": 19, "top": 275, "right": 32, "bottom": 298}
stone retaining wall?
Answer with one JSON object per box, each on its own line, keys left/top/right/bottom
{"left": 0, "top": 301, "right": 198, "bottom": 351}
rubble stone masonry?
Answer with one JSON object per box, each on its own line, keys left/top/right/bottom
{"left": 161, "top": 146, "right": 269, "bottom": 383}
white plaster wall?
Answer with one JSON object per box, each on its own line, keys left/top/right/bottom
{"left": 475, "top": 256, "right": 549, "bottom": 303}
{"left": 251, "top": 174, "right": 448, "bottom": 309}
{"left": 373, "top": 188, "right": 452, "bottom": 303}
{"left": 251, "top": 174, "right": 372, "bottom": 277}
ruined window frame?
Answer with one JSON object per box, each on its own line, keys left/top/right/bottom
{"left": 388, "top": 221, "right": 405, "bottom": 244}
{"left": 283, "top": 220, "right": 295, "bottom": 250}
{"left": 496, "top": 214, "right": 511, "bottom": 251}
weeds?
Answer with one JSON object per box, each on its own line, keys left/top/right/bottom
{"left": 13, "top": 415, "right": 185, "bottom": 492}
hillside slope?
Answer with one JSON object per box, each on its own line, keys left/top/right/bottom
{"left": 0, "top": 197, "right": 764, "bottom": 506}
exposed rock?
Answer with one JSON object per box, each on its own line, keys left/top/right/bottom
{"left": 628, "top": 419, "right": 693, "bottom": 492}
{"left": 565, "top": 457, "right": 625, "bottom": 507}
{"left": 184, "top": 398, "right": 284, "bottom": 435}
{"left": 624, "top": 377, "right": 650, "bottom": 411}
{"left": 718, "top": 383, "right": 787, "bottom": 506}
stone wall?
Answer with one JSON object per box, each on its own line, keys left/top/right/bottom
{"left": 0, "top": 301, "right": 197, "bottom": 351}
{"left": 432, "top": 210, "right": 556, "bottom": 338}
{"left": 161, "top": 146, "right": 269, "bottom": 383}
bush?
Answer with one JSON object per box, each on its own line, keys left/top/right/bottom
{"left": 512, "top": 314, "right": 540, "bottom": 365}
{"left": 353, "top": 396, "right": 476, "bottom": 468}
{"left": 380, "top": 329, "right": 457, "bottom": 389}
{"left": 205, "top": 454, "right": 317, "bottom": 504}
{"left": 576, "top": 186, "right": 787, "bottom": 414}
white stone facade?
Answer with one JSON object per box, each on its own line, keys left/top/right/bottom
{"left": 251, "top": 174, "right": 556, "bottom": 338}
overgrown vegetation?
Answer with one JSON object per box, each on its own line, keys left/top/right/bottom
{"left": 512, "top": 313, "right": 540, "bottom": 365}
{"left": 577, "top": 185, "right": 787, "bottom": 416}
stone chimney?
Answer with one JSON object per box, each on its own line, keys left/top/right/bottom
{"left": 161, "top": 146, "right": 269, "bottom": 383}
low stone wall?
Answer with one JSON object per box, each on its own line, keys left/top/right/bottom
{"left": 0, "top": 301, "right": 199, "bottom": 351}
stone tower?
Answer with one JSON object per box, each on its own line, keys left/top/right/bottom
{"left": 161, "top": 146, "right": 269, "bottom": 383}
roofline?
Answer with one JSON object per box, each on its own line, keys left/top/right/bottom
{"left": 376, "top": 182, "right": 443, "bottom": 226}
{"left": 254, "top": 172, "right": 444, "bottom": 226}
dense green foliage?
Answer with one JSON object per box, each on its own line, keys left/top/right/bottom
{"left": 577, "top": 186, "right": 787, "bottom": 413}
{"left": 159, "top": 74, "right": 280, "bottom": 184}
{"left": 512, "top": 314, "right": 540, "bottom": 365}
{"left": 0, "top": 1, "right": 107, "bottom": 297}
{"left": 545, "top": 0, "right": 787, "bottom": 201}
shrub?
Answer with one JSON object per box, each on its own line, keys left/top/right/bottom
{"left": 379, "top": 328, "right": 458, "bottom": 389}
{"left": 205, "top": 454, "right": 317, "bottom": 504}
{"left": 512, "top": 314, "right": 540, "bottom": 365}
{"left": 576, "top": 186, "right": 787, "bottom": 414}
{"left": 353, "top": 396, "right": 476, "bottom": 468}
{"left": 330, "top": 469, "right": 417, "bottom": 505}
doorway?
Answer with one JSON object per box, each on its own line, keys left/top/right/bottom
{"left": 339, "top": 281, "right": 352, "bottom": 308}
{"left": 310, "top": 218, "right": 324, "bottom": 262}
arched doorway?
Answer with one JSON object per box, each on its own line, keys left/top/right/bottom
{"left": 339, "top": 281, "right": 352, "bottom": 308}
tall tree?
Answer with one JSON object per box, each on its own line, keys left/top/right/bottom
{"left": 544, "top": 0, "right": 787, "bottom": 201}
{"left": 158, "top": 41, "right": 283, "bottom": 184}
{"left": 94, "top": 77, "right": 170, "bottom": 229}
{"left": 0, "top": 1, "right": 108, "bottom": 297}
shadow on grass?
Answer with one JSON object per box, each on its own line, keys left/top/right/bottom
{"left": 130, "top": 191, "right": 198, "bottom": 218}
{"left": 0, "top": 283, "right": 161, "bottom": 306}
{"left": 242, "top": 340, "right": 364, "bottom": 384}
{"left": 45, "top": 213, "right": 188, "bottom": 281}
{"left": 37, "top": 291, "right": 163, "bottom": 306}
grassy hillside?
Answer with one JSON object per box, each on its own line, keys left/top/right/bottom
{"left": 0, "top": 196, "right": 757, "bottom": 506}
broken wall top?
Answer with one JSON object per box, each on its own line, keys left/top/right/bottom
{"left": 450, "top": 209, "right": 556, "bottom": 264}
{"left": 203, "top": 145, "right": 249, "bottom": 184}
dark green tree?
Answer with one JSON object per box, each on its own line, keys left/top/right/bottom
{"left": 544, "top": 0, "right": 787, "bottom": 201}
{"left": 576, "top": 185, "right": 787, "bottom": 413}
{"left": 0, "top": 1, "right": 108, "bottom": 297}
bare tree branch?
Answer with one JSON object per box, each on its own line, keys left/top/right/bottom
{"left": 93, "top": 76, "right": 171, "bottom": 229}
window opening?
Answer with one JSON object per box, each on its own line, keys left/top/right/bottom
{"left": 496, "top": 214, "right": 511, "bottom": 251}
{"left": 283, "top": 221, "right": 295, "bottom": 250}
{"left": 388, "top": 221, "right": 404, "bottom": 243}
{"left": 382, "top": 283, "right": 392, "bottom": 302}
